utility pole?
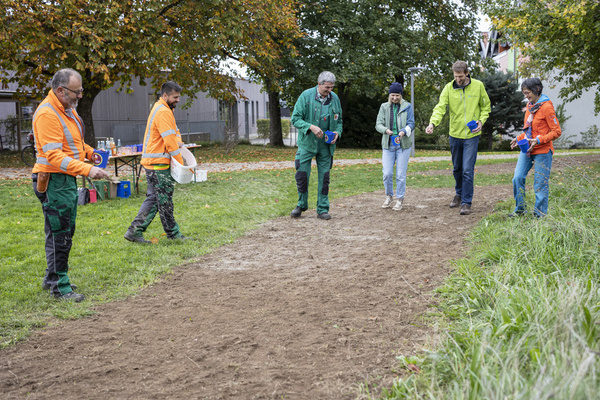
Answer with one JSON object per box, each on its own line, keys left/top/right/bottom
{"left": 409, "top": 67, "right": 424, "bottom": 157}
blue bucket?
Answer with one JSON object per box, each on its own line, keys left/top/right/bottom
{"left": 93, "top": 150, "right": 110, "bottom": 168}
{"left": 517, "top": 139, "right": 530, "bottom": 153}
{"left": 324, "top": 130, "right": 335, "bottom": 144}
{"left": 467, "top": 120, "right": 478, "bottom": 132}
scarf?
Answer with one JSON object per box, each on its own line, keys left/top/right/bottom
{"left": 389, "top": 103, "right": 399, "bottom": 133}
{"left": 523, "top": 94, "right": 550, "bottom": 138}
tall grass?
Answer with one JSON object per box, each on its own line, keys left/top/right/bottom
{"left": 382, "top": 164, "right": 600, "bottom": 399}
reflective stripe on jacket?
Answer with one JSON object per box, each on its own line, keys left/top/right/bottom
{"left": 32, "top": 90, "right": 94, "bottom": 176}
{"left": 141, "top": 98, "right": 184, "bottom": 167}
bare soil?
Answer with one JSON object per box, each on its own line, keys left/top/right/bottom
{"left": 1, "top": 155, "right": 598, "bottom": 400}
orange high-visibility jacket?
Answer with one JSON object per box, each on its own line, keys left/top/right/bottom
{"left": 140, "top": 98, "right": 184, "bottom": 167}
{"left": 32, "top": 90, "right": 94, "bottom": 176}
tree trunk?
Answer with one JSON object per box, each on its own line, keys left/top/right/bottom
{"left": 484, "top": 130, "right": 494, "bottom": 150}
{"left": 77, "top": 89, "right": 100, "bottom": 147}
{"left": 268, "top": 88, "right": 284, "bottom": 147}
{"left": 336, "top": 82, "right": 350, "bottom": 114}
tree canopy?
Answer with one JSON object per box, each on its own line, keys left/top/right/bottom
{"left": 281, "top": 0, "right": 481, "bottom": 109}
{"left": 485, "top": 0, "right": 600, "bottom": 113}
{"left": 278, "top": 0, "right": 483, "bottom": 147}
{"left": 0, "top": 0, "right": 299, "bottom": 144}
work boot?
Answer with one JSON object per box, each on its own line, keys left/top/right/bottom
{"left": 290, "top": 206, "right": 307, "bottom": 218}
{"left": 382, "top": 195, "right": 393, "bottom": 208}
{"left": 450, "top": 195, "right": 461, "bottom": 208}
{"left": 54, "top": 291, "right": 86, "bottom": 302}
{"left": 124, "top": 230, "right": 151, "bottom": 244}
{"left": 392, "top": 198, "right": 404, "bottom": 211}
{"left": 317, "top": 212, "right": 331, "bottom": 220}
{"left": 460, "top": 204, "right": 471, "bottom": 215}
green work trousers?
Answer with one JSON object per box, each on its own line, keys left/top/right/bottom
{"left": 294, "top": 141, "right": 333, "bottom": 214}
{"left": 33, "top": 173, "right": 78, "bottom": 296}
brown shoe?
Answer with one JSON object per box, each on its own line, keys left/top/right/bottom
{"left": 450, "top": 195, "right": 461, "bottom": 208}
{"left": 460, "top": 204, "right": 471, "bottom": 215}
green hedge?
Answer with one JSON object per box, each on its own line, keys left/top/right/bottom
{"left": 257, "top": 119, "right": 290, "bottom": 139}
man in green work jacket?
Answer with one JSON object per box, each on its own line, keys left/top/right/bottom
{"left": 425, "top": 61, "right": 491, "bottom": 215}
{"left": 290, "top": 71, "right": 343, "bottom": 220}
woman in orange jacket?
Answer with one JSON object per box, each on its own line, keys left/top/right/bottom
{"left": 509, "top": 78, "right": 562, "bottom": 217}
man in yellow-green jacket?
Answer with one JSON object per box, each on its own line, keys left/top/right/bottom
{"left": 425, "top": 61, "right": 491, "bottom": 215}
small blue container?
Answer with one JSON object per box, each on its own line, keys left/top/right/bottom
{"left": 517, "top": 139, "right": 529, "bottom": 153}
{"left": 467, "top": 120, "right": 478, "bottom": 132}
{"left": 116, "top": 181, "right": 131, "bottom": 198}
{"left": 93, "top": 150, "right": 110, "bottom": 168}
{"left": 390, "top": 135, "right": 401, "bottom": 146}
{"left": 324, "top": 130, "right": 335, "bottom": 144}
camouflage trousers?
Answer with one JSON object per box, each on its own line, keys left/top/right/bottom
{"left": 127, "top": 168, "right": 181, "bottom": 239}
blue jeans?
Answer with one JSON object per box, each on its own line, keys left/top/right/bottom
{"left": 512, "top": 150, "right": 553, "bottom": 217}
{"left": 382, "top": 146, "right": 411, "bottom": 198}
{"left": 449, "top": 135, "right": 480, "bottom": 205}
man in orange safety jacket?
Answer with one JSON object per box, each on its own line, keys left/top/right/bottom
{"left": 124, "top": 81, "right": 191, "bottom": 243}
{"left": 32, "top": 68, "right": 110, "bottom": 302}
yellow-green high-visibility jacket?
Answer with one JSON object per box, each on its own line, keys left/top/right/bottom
{"left": 429, "top": 78, "right": 491, "bottom": 139}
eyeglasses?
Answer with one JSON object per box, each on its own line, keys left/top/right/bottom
{"left": 61, "top": 86, "right": 84, "bottom": 96}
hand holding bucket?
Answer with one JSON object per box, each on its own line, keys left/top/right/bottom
{"left": 93, "top": 150, "right": 110, "bottom": 168}
{"left": 467, "top": 120, "right": 478, "bottom": 132}
{"left": 324, "top": 130, "right": 335, "bottom": 144}
{"left": 517, "top": 139, "right": 530, "bottom": 153}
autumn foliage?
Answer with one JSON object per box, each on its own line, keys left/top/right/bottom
{"left": 0, "top": 0, "right": 300, "bottom": 144}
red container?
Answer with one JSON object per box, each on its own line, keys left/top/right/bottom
{"left": 89, "top": 189, "right": 97, "bottom": 203}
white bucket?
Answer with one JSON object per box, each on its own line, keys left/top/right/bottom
{"left": 170, "top": 147, "right": 197, "bottom": 184}
{"left": 194, "top": 169, "right": 207, "bottom": 182}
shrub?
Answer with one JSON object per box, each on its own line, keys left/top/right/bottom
{"left": 256, "top": 119, "right": 290, "bottom": 139}
{"left": 580, "top": 124, "right": 599, "bottom": 148}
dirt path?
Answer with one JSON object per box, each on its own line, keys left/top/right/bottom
{"left": 1, "top": 183, "right": 513, "bottom": 399}
{"left": 1, "top": 154, "right": 598, "bottom": 399}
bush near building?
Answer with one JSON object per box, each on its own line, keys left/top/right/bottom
{"left": 256, "top": 119, "right": 290, "bottom": 139}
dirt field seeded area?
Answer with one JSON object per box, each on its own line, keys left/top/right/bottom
{"left": 1, "top": 154, "right": 598, "bottom": 399}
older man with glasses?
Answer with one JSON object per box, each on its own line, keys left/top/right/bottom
{"left": 290, "top": 71, "right": 343, "bottom": 220}
{"left": 32, "top": 68, "right": 110, "bottom": 302}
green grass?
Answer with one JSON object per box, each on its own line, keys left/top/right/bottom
{"left": 2, "top": 151, "right": 600, "bottom": 399}
{"left": 0, "top": 159, "right": 514, "bottom": 347}
{"left": 380, "top": 163, "right": 600, "bottom": 399}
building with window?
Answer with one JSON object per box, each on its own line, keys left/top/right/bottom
{"left": 0, "top": 77, "right": 269, "bottom": 149}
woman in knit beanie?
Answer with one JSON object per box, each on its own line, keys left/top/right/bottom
{"left": 375, "top": 82, "right": 415, "bottom": 211}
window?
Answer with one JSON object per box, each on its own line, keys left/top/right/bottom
{"left": 219, "top": 101, "right": 229, "bottom": 122}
